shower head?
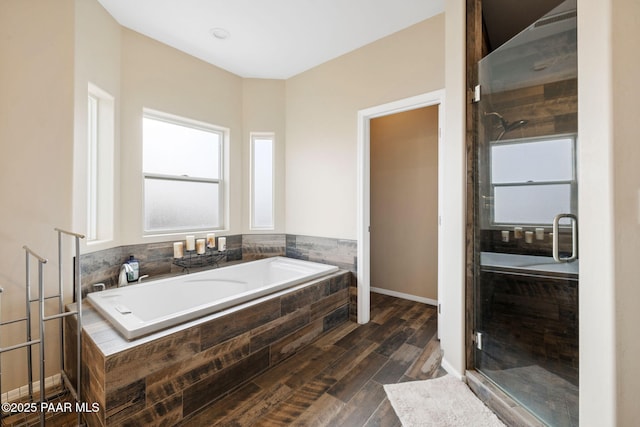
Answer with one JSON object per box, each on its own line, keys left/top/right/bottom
{"left": 505, "top": 119, "right": 528, "bottom": 132}
{"left": 484, "top": 112, "right": 528, "bottom": 140}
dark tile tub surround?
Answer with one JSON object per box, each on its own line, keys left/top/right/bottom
{"left": 241, "top": 234, "right": 286, "bottom": 260}
{"left": 79, "top": 234, "right": 357, "bottom": 311}
{"left": 65, "top": 270, "right": 351, "bottom": 426}
{"left": 286, "top": 234, "right": 358, "bottom": 320}
{"left": 79, "top": 235, "right": 242, "bottom": 297}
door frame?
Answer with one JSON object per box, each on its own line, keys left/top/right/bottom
{"left": 356, "top": 89, "right": 445, "bottom": 324}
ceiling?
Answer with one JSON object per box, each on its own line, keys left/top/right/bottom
{"left": 97, "top": 0, "right": 444, "bottom": 79}
{"left": 483, "top": 0, "right": 565, "bottom": 51}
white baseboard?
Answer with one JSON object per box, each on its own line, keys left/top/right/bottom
{"left": 1, "top": 373, "right": 61, "bottom": 403}
{"left": 441, "top": 357, "right": 464, "bottom": 381}
{"left": 370, "top": 287, "right": 437, "bottom": 307}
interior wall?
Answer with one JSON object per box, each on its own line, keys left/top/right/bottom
{"left": 0, "top": 0, "right": 76, "bottom": 391}
{"left": 611, "top": 0, "right": 640, "bottom": 423}
{"left": 285, "top": 15, "right": 445, "bottom": 240}
{"left": 370, "top": 106, "right": 438, "bottom": 301}
{"left": 73, "top": 0, "right": 122, "bottom": 253}
{"left": 118, "top": 28, "right": 244, "bottom": 244}
{"left": 439, "top": 0, "right": 467, "bottom": 378}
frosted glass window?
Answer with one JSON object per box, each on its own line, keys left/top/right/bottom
{"left": 492, "top": 138, "right": 574, "bottom": 183}
{"left": 250, "top": 133, "right": 274, "bottom": 230}
{"left": 144, "top": 179, "right": 219, "bottom": 231}
{"left": 490, "top": 135, "right": 576, "bottom": 225}
{"left": 143, "top": 111, "right": 225, "bottom": 233}
{"left": 143, "top": 118, "right": 220, "bottom": 179}
{"left": 494, "top": 184, "right": 571, "bottom": 224}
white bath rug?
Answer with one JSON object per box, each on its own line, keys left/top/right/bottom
{"left": 384, "top": 375, "right": 505, "bottom": 427}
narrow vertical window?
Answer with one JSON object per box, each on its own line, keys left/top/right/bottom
{"left": 250, "top": 133, "right": 274, "bottom": 230}
{"left": 87, "top": 83, "right": 115, "bottom": 242}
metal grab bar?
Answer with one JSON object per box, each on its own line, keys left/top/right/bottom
{"left": 552, "top": 213, "right": 578, "bottom": 263}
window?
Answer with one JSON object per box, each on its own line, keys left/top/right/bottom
{"left": 87, "top": 84, "right": 115, "bottom": 242}
{"left": 490, "top": 135, "right": 577, "bottom": 225}
{"left": 250, "top": 133, "right": 274, "bottom": 230}
{"left": 142, "top": 111, "right": 226, "bottom": 233}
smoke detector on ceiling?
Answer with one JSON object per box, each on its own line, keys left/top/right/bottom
{"left": 210, "top": 28, "right": 230, "bottom": 40}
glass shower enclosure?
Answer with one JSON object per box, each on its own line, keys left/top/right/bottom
{"left": 473, "top": 1, "right": 578, "bottom": 426}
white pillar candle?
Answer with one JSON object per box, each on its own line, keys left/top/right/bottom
{"left": 501, "top": 230, "right": 509, "bottom": 242}
{"left": 185, "top": 235, "right": 195, "bottom": 251}
{"left": 206, "top": 233, "right": 216, "bottom": 248}
{"left": 525, "top": 231, "right": 534, "bottom": 244}
{"left": 514, "top": 227, "right": 523, "bottom": 239}
{"left": 196, "top": 238, "right": 206, "bottom": 254}
{"left": 218, "top": 236, "right": 227, "bottom": 251}
{"left": 173, "top": 242, "right": 184, "bottom": 258}
{"left": 535, "top": 228, "right": 545, "bottom": 240}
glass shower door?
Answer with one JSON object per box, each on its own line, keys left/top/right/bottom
{"left": 473, "top": 1, "right": 578, "bottom": 426}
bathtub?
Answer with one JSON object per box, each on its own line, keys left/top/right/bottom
{"left": 87, "top": 256, "right": 339, "bottom": 340}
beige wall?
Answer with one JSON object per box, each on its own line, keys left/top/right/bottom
{"left": 370, "top": 107, "right": 438, "bottom": 300}
{"left": 610, "top": 0, "right": 640, "bottom": 424}
{"left": 0, "top": 0, "right": 75, "bottom": 391}
{"left": 285, "top": 15, "right": 445, "bottom": 239}
{"left": 73, "top": 0, "right": 121, "bottom": 252}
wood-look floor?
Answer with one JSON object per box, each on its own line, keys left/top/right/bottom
{"left": 180, "top": 292, "right": 445, "bottom": 426}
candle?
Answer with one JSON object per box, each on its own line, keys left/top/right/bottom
{"left": 535, "top": 228, "right": 545, "bottom": 240}
{"left": 173, "top": 242, "right": 184, "bottom": 258}
{"left": 185, "top": 235, "right": 195, "bottom": 251}
{"left": 206, "top": 233, "right": 216, "bottom": 248}
{"left": 196, "top": 238, "right": 206, "bottom": 254}
{"left": 501, "top": 230, "right": 509, "bottom": 242}
{"left": 514, "top": 227, "right": 523, "bottom": 239}
{"left": 218, "top": 236, "right": 227, "bottom": 251}
{"left": 525, "top": 231, "right": 534, "bottom": 244}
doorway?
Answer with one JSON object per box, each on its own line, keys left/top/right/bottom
{"left": 369, "top": 106, "right": 439, "bottom": 305}
{"left": 356, "top": 89, "right": 445, "bottom": 325}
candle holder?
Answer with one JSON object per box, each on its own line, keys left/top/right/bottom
{"left": 173, "top": 246, "right": 227, "bottom": 273}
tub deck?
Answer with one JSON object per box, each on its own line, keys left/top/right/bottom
{"left": 65, "top": 268, "right": 351, "bottom": 426}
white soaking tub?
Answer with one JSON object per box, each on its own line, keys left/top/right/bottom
{"left": 87, "top": 256, "right": 339, "bottom": 340}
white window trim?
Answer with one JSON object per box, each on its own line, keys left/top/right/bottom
{"left": 142, "top": 109, "right": 228, "bottom": 235}
{"left": 489, "top": 134, "right": 578, "bottom": 227}
{"left": 87, "top": 83, "right": 115, "bottom": 244}
{"left": 249, "top": 132, "right": 275, "bottom": 231}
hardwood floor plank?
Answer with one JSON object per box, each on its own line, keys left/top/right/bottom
{"left": 374, "top": 324, "right": 416, "bottom": 357}
{"left": 328, "top": 380, "right": 388, "bottom": 426}
{"left": 373, "top": 343, "right": 422, "bottom": 385}
{"left": 327, "top": 351, "right": 388, "bottom": 403}
{"left": 364, "top": 397, "right": 403, "bottom": 427}
{"left": 405, "top": 336, "right": 444, "bottom": 380}
{"left": 217, "top": 382, "right": 294, "bottom": 426}
{"left": 251, "top": 376, "right": 337, "bottom": 426}
{"left": 292, "top": 393, "right": 345, "bottom": 427}
{"left": 176, "top": 382, "right": 263, "bottom": 426}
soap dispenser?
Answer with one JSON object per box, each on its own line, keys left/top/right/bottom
{"left": 125, "top": 255, "right": 140, "bottom": 282}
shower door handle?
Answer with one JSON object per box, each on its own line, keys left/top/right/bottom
{"left": 552, "top": 213, "right": 578, "bottom": 263}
